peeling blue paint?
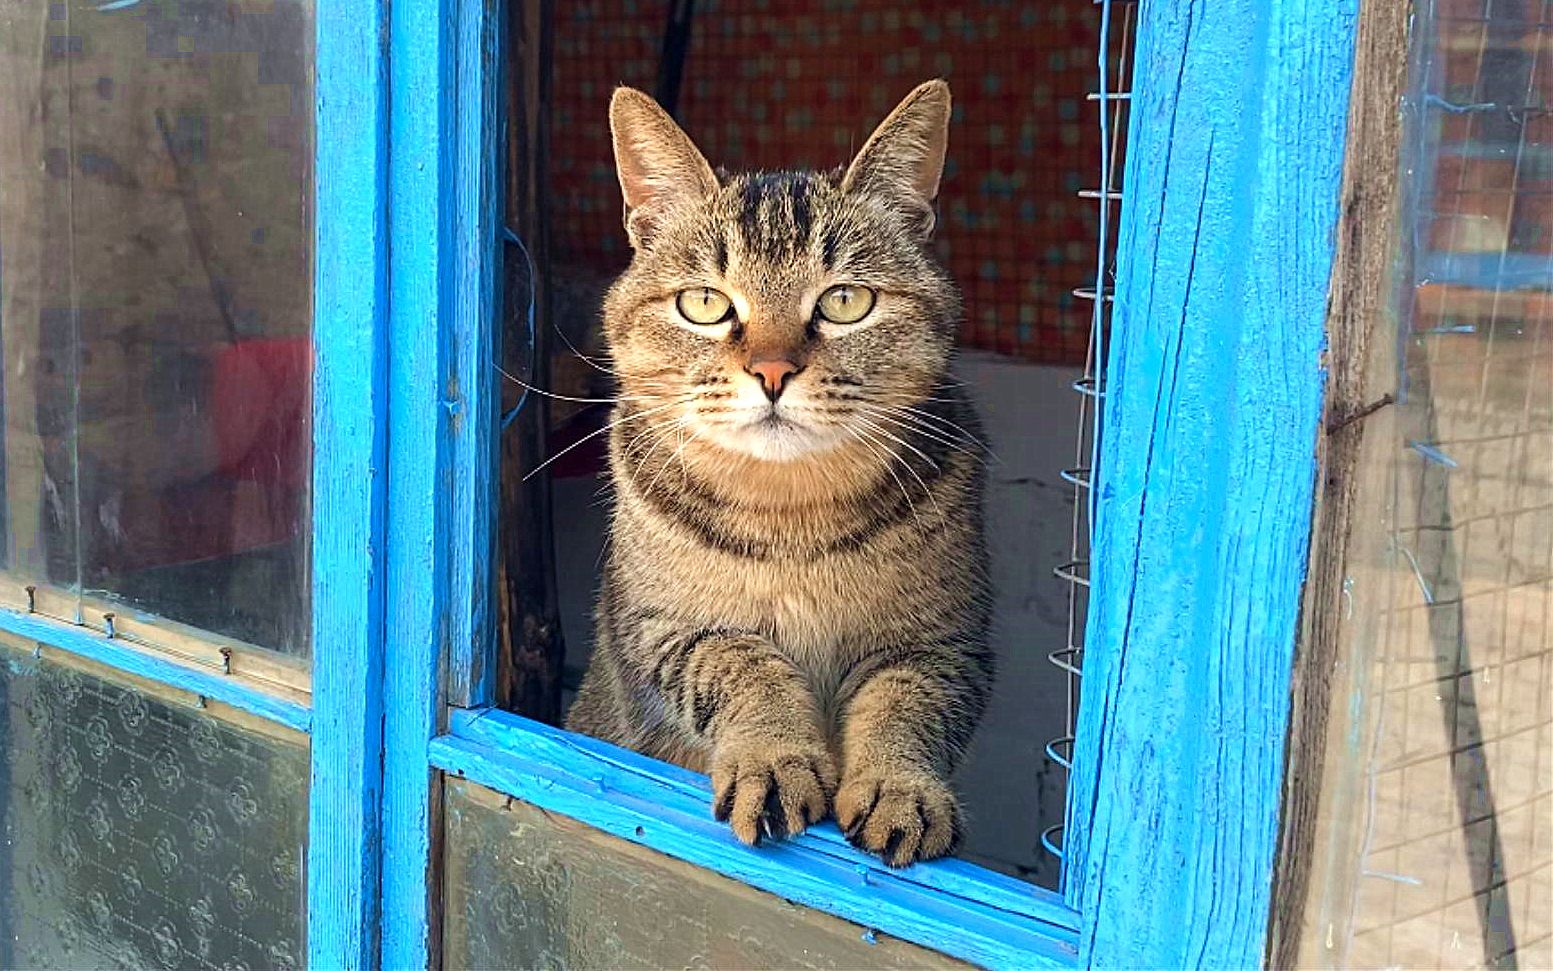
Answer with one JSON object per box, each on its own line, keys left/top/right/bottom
{"left": 1062, "top": 0, "right": 1359, "bottom": 967}
{"left": 378, "top": 0, "right": 453, "bottom": 960}
{"left": 378, "top": 0, "right": 503, "bottom": 964}
{"left": 307, "top": 0, "right": 390, "bottom": 964}
{"left": 0, "top": 608, "right": 308, "bottom": 732}
{"left": 1408, "top": 440, "right": 1459, "bottom": 468}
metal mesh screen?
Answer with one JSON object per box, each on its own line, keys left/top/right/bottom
{"left": 1043, "top": 0, "right": 1137, "bottom": 872}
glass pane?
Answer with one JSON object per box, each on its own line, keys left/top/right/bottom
{"left": 0, "top": 0, "right": 314, "bottom": 655}
{"left": 1296, "top": 2, "right": 1551, "bottom": 968}
{"left": 0, "top": 633, "right": 308, "bottom": 970}
{"left": 443, "top": 777, "right": 966, "bottom": 970}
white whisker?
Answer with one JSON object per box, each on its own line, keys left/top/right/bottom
{"left": 629, "top": 417, "right": 691, "bottom": 487}
{"left": 551, "top": 324, "right": 620, "bottom": 377}
{"left": 873, "top": 395, "right": 990, "bottom": 447}
{"left": 522, "top": 397, "right": 691, "bottom": 481}
{"left": 850, "top": 417, "right": 945, "bottom": 521}
{"left": 618, "top": 414, "right": 673, "bottom": 465}
{"left": 857, "top": 405, "right": 986, "bottom": 461}
{"left": 641, "top": 421, "right": 697, "bottom": 498}
{"left": 843, "top": 425, "right": 923, "bottom": 530}
{"left": 852, "top": 415, "right": 941, "bottom": 474}
{"left": 495, "top": 363, "right": 667, "bottom": 405}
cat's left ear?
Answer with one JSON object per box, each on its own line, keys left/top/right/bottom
{"left": 841, "top": 79, "right": 951, "bottom": 240}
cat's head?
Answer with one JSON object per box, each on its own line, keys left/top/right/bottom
{"left": 602, "top": 81, "right": 960, "bottom": 464}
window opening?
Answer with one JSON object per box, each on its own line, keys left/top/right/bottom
{"left": 498, "top": 0, "right": 1140, "bottom": 891}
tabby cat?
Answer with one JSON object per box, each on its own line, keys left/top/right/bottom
{"left": 566, "top": 80, "right": 993, "bottom": 868}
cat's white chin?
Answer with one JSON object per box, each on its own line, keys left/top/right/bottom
{"left": 715, "top": 415, "right": 839, "bottom": 463}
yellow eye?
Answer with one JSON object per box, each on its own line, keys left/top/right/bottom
{"left": 675, "top": 287, "right": 733, "bottom": 325}
{"left": 816, "top": 284, "right": 876, "bottom": 324}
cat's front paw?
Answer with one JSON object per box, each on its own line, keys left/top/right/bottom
{"left": 835, "top": 770, "right": 962, "bottom": 868}
{"left": 710, "top": 741, "right": 837, "bottom": 846}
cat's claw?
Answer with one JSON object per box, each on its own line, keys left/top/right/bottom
{"left": 710, "top": 744, "right": 837, "bottom": 846}
{"left": 835, "top": 771, "right": 962, "bottom": 868}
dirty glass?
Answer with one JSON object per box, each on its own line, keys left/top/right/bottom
{"left": 0, "top": 633, "right": 308, "bottom": 970}
{"left": 442, "top": 777, "right": 966, "bottom": 970}
{"left": 1297, "top": 2, "right": 1551, "bottom": 968}
{"left": 0, "top": 0, "right": 314, "bottom": 655}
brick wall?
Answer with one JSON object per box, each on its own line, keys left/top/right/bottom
{"left": 549, "top": 0, "right": 1104, "bottom": 365}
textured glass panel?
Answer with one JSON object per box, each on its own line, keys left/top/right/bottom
{"left": 0, "top": 0, "right": 314, "bottom": 655}
{"left": 443, "top": 777, "right": 965, "bottom": 970}
{"left": 1297, "top": 2, "right": 1551, "bottom": 968}
{"left": 0, "top": 635, "right": 308, "bottom": 970}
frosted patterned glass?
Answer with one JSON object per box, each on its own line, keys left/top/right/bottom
{"left": 0, "top": 636, "right": 308, "bottom": 970}
{"left": 442, "top": 777, "right": 965, "bottom": 970}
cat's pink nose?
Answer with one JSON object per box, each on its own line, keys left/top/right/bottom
{"left": 746, "top": 358, "right": 802, "bottom": 402}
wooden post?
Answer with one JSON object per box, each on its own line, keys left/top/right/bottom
{"left": 498, "top": 0, "right": 566, "bottom": 724}
{"left": 1062, "top": 2, "right": 1362, "bottom": 965}
{"left": 1267, "top": 1, "right": 1410, "bottom": 965}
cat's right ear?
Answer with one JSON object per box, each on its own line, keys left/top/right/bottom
{"left": 609, "top": 87, "right": 718, "bottom": 248}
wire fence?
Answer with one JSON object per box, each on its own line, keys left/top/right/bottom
{"left": 1310, "top": 2, "right": 1551, "bottom": 966}
{"left": 1043, "top": 0, "right": 1137, "bottom": 874}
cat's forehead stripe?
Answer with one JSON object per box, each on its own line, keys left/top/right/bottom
{"left": 820, "top": 225, "right": 842, "bottom": 272}
{"left": 788, "top": 177, "right": 814, "bottom": 249}
{"left": 733, "top": 172, "right": 824, "bottom": 262}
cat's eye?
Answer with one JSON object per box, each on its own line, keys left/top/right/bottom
{"left": 676, "top": 287, "right": 733, "bottom": 325}
{"left": 816, "top": 284, "right": 876, "bottom": 325}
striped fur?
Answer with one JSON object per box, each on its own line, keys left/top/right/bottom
{"left": 566, "top": 81, "right": 993, "bottom": 867}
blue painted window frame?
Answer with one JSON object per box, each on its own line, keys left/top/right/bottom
{"left": 373, "top": 1, "right": 1368, "bottom": 968}
{"left": 0, "top": 0, "right": 1373, "bottom": 968}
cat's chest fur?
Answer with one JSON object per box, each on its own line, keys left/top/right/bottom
{"left": 611, "top": 498, "right": 947, "bottom": 692}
